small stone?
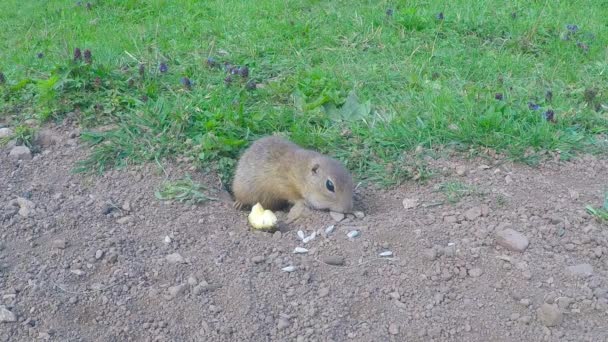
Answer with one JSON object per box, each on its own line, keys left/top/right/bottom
{"left": 518, "top": 315, "right": 532, "bottom": 325}
{"left": 318, "top": 287, "right": 330, "bottom": 297}
{"left": 464, "top": 207, "right": 482, "bottom": 221}
{"left": 9, "top": 146, "right": 32, "bottom": 161}
{"left": 520, "top": 299, "right": 531, "bottom": 306}
{"left": 116, "top": 216, "right": 132, "bottom": 224}
{"left": 0, "top": 306, "right": 17, "bottom": 323}
{"left": 277, "top": 318, "right": 290, "bottom": 330}
{"left": 165, "top": 252, "right": 185, "bottom": 264}
{"left": 330, "top": 211, "right": 345, "bottom": 222}
{"left": 455, "top": 165, "right": 467, "bottom": 176}
{"left": 122, "top": 201, "right": 131, "bottom": 212}
{"left": 68, "top": 297, "right": 78, "bottom": 304}
{"left": 468, "top": 268, "right": 483, "bottom": 277}
{"left": 389, "top": 323, "right": 399, "bottom": 335}
{"left": 95, "top": 250, "right": 104, "bottom": 260}
{"left": 537, "top": 303, "right": 562, "bottom": 327}
{"left": 16, "top": 197, "right": 36, "bottom": 217}
{"left": 322, "top": 256, "right": 345, "bottom": 266}
{"left": 505, "top": 175, "right": 513, "bottom": 184}
{"left": 510, "top": 313, "right": 520, "bottom": 321}
{"left": 495, "top": 228, "right": 529, "bottom": 252}
{"left": 0, "top": 127, "right": 13, "bottom": 139}
{"left": 402, "top": 198, "right": 419, "bottom": 209}
{"left": 187, "top": 276, "right": 198, "bottom": 286}
{"left": 566, "top": 263, "right": 593, "bottom": 278}
{"left": 556, "top": 297, "right": 573, "bottom": 309}
{"left": 423, "top": 248, "right": 437, "bottom": 261}
{"left": 167, "top": 284, "right": 187, "bottom": 299}
{"left": 353, "top": 211, "right": 365, "bottom": 219}
{"left": 52, "top": 239, "right": 66, "bottom": 250}
{"left": 252, "top": 256, "right": 265, "bottom": 264}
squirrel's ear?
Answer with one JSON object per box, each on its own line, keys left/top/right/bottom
{"left": 311, "top": 164, "right": 320, "bottom": 174}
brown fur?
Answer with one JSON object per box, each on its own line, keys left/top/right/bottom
{"left": 232, "top": 136, "right": 354, "bottom": 214}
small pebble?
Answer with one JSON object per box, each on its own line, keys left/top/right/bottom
{"left": 165, "top": 252, "right": 185, "bottom": 264}
{"left": 330, "top": 211, "right": 345, "bottom": 222}
{"left": 347, "top": 230, "right": 360, "bottom": 239}
{"left": 468, "top": 268, "right": 483, "bottom": 277}
{"left": 293, "top": 247, "right": 308, "bottom": 254}
{"left": 252, "top": 256, "right": 265, "bottom": 264}
{"left": 353, "top": 211, "right": 365, "bottom": 219}
{"left": 379, "top": 251, "right": 393, "bottom": 257}
{"left": 0, "top": 306, "right": 17, "bottom": 323}
{"left": 402, "top": 198, "right": 419, "bottom": 209}
{"left": 322, "top": 256, "right": 345, "bottom": 266}
{"left": 389, "top": 323, "right": 399, "bottom": 335}
{"left": 537, "top": 303, "right": 563, "bottom": 327}
{"left": 324, "top": 225, "right": 335, "bottom": 235}
{"left": 95, "top": 250, "right": 104, "bottom": 260}
{"left": 282, "top": 266, "right": 296, "bottom": 272}
{"left": 277, "top": 317, "right": 290, "bottom": 330}
{"left": 297, "top": 231, "right": 305, "bottom": 240}
{"left": 52, "top": 239, "right": 67, "bottom": 250}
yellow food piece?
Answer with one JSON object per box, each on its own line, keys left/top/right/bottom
{"left": 248, "top": 203, "right": 278, "bottom": 230}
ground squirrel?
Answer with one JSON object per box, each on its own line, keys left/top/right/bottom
{"left": 232, "top": 136, "right": 354, "bottom": 223}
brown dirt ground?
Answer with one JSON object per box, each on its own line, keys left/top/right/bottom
{"left": 1, "top": 121, "right": 608, "bottom": 342}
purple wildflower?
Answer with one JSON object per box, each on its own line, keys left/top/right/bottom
{"left": 180, "top": 77, "right": 192, "bottom": 90}
{"left": 436, "top": 12, "right": 444, "bottom": 20}
{"left": 83, "top": 49, "right": 92, "bottom": 64}
{"left": 494, "top": 93, "right": 503, "bottom": 101}
{"left": 528, "top": 102, "right": 540, "bottom": 111}
{"left": 74, "top": 48, "right": 82, "bottom": 61}
{"left": 159, "top": 62, "right": 168, "bottom": 73}
{"left": 239, "top": 66, "right": 249, "bottom": 78}
{"left": 543, "top": 110, "right": 555, "bottom": 123}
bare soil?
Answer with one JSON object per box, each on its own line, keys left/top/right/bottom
{"left": 1, "top": 121, "right": 608, "bottom": 342}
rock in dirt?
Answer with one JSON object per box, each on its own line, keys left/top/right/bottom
{"left": 166, "top": 252, "right": 186, "bottom": 264}
{"left": 468, "top": 268, "right": 483, "bottom": 277}
{"left": 322, "top": 256, "right": 345, "bottom": 266}
{"left": 455, "top": 165, "right": 467, "bottom": 176}
{"left": 353, "top": 211, "right": 365, "bottom": 219}
{"left": 330, "top": 211, "right": 345, "bottom": 222}
{"left": 464, "top": 207, "right": 482, "bottom": 221}
{"left": 402, "top": 198, "right": 419, "bottom": 209}
{"left": 166, "top": 284, "right": 187, "bottom": 299}
{"left": 252, "top": 256, "right": 265, "bottom": 264}
{"left": 388, "top": 323, "right": 399, "bottom": 335}
{"left": 9, "top": 146, "right": 32, "bottom": 161}
{"left": 495, "top": 228, "right": 529, "bottom": 252}
{"left": 566, "top": 263, "right": 594, "bottom": 278}
{"left": 51, "top": 239, "right": 66, "bottom": 250}
{"left": 277, "top": 317, "right": 290, "bottom": 330}
{"left": 16, "top": 197, "right": 36, "bottom": 217}
{"left": 537, "top": 303, "right": 562, "bottom": 327}
{"left": 0, "top": 127, "right": 13, "bottom": 139}
{"left": 95, "top": 250, "right": 104, "bottom": 260}
{"left": 0, "top": 306, "right": 17, "bottom": 323}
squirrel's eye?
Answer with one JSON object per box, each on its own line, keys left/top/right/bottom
{"left": 326, "top": 179, "right": 335, "bottom": 192}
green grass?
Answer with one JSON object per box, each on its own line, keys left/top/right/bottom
{"left": 155, "top": 175, "right": 217, "bottom": 204}
{"left": 437, "top": 181, "right": 484, "bottom": 204}
{"left": 586, "top": 191, "right": 608, "bottom": 223}
{"left": 1, "top": 0, "right": 607, "bottom": 187}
